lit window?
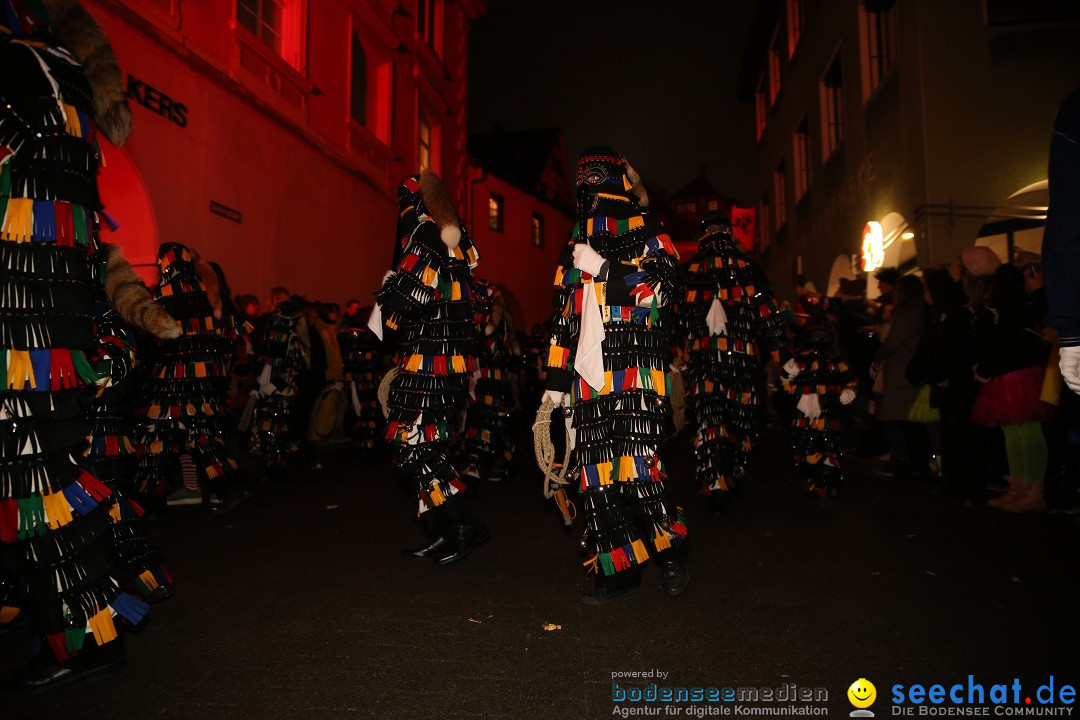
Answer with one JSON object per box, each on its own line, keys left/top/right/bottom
{"left": 489, "top": 194, "right": 504, "bottom": 231}
{"left": 350, "top": 34, "right": 366, "bottom": 126}
{"left": 418, "top": 107, "right": 432, "bottom": 172}
{"left": 707, "top": 200, "right": 719, "bottom": 212}
{"left": 755, "top": 74, "right": 767, "bottom": 141}
{"left": 687, "top": 202, "right": 698, "bottom": 213}
{"left": 793, "top": 114, "right": 811, "bottom": 200}
{"left": 237, "top": 0, "right": 304, "bottom": 70}
{"left": 820, "top": 50, "right": 844, "bottom": 158}
{"left": 774, "top": 162, "right": 787, "bottom": 228}
{"left": 859, "top": 0, "right": 897, "bottom": 99}
{"left": 768, "top": 29, "right": 782, "bottom": 105}
{"left": 531, "top": 213, "right": 544, "bottom": 247}
{"left": 417, "top": 0, "right": 444, "bottom": 56}
{"left": 786, "top": 0, "right": 803, "bottom": 58}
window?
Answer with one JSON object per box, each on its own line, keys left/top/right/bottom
{"left": 417, "top": 105, "right": 439, "bottom": 173}
{"left": 707, "top": 200, "right": 720, "bottom": 212}
{"left": 774, "top": 161, "right": 787, "bottom": 229}
{"left": 236, "top": 0, "right": 304, "bottom": 70}
{"left": 768, "top": 30, "right": 782, "bottom": 106}
{"left": 786, "top": 0, "right": 803, "bottom": 58}
{"left": 793, "top": 115, "right": 811, "bottom": 200}
{"left": 531, "top": 213, "right": 544, "bottom": 247}
{"left": 686, "top": 202, "right": 698, "bottom": 213}
{"left": 416, "top": 0, "right": 444, "bottom": 56}
{"left": 820, "top": 50, "right": 845, "bottom": 158}
{"left": 859, "top": 0, "right": 897, "bottom": 99}
{"left": 489, "top": 194, "right": 504, "bottom": 231}
{"left": 755, "top": 74, "right": 767, "bottom": 141}
{"left": 759, "top": 193, "right": 772, "bottom": 251}
{"left": 349, "top": 34, "right": 366, "bottom": 126}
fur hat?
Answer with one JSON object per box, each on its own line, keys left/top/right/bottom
{"left": 960, "top": 246, "right": 1002, "bottom": 277}
{"left": 394, "top": 172, "right": 472, "bottom": 266}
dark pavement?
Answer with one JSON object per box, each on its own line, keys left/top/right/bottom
{"left": 7, "top": 419, "right": 1080, "bottom": 720}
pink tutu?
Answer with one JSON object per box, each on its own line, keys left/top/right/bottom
{"left": 971, "top": 365, "right": 1054, "bottom": 427}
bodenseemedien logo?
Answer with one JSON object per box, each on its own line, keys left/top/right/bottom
{"left": 849, "top": 678, "right": 878, "bottom": 718}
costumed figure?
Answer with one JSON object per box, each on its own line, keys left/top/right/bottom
{"left": 84, "top": 246, "right": 178, "bottom": 603}
{"left": 248, "top": 297, "right": 307, "bottom": 471}
{"left": 461, "top": 279, "right": 516, "bottom": 481}
{"left": 542, "top": 146, "right": 688, "bottom": 604}
{"left": 371, "top": 171, "right": 488, "bottom": 565}
{"left": 780, "top": 303, "right": 857, "bottom": 501}
{"left": 678, "top": 216, "right": 787, "bottom": 511}
{"left": 135, "top": 243, "right": 248, "bottom": 509}
{"left": 0, "top": 0, "right": 178, "bottom": 687}
{"left": 338, "top": 314, "right": 382, "bottom": 449}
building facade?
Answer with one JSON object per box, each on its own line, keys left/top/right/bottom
{"left": 663, "top": 165, "right": 736, "bottom": 256}
{"left": 466, "top": 128, "right": 574, "bottom": 329}
{"left": 739, "top": 0, "right": 1080, "bottom": 298}
{"left": 87, "top": 0, "right": 483, "bottom": 303}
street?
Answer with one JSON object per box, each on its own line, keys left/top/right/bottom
{"left": 7, "top": 421, "right": 1080, "bottom": 719}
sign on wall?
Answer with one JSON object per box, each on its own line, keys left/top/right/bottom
{"left": 126, "top": 75, "right": 188, "bottom": 128}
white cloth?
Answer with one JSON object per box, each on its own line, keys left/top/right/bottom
{"left": 576, "top": 280, "right": 607, "bottom": 391}
{"left": 783, "top": 358, "right": 801, "bottom": 378}
{"left": 797, "top": 393, "right": 822, "bottom": 419}
{"left": 706, "top": 297, "right": 728, "bottom": 336}
{"left": 839, "top": 388, "right": 856, "bottom": 405}
{"left": 543, "top": 390, "right": 566, "bottom": 406}
{"left": 367, "top": 303, "right": 384, "bottom": 341}
{"left": 1061, "top": 346, "right": 1080, "bottom": 394}
{"left": 573, "top": 243, "right": 606, "bottom": 277}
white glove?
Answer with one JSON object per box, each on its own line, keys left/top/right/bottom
{"left": 839, "top": 388, "right": 856, "bottom": 405}
{"left": 543, "top": 389, "right": 567, "bottom": 407}
{"left": 797, "top": 393, "right": 822, "bottom": 419}
{"left": 783, "top": 358, "right": 801, "bottom": 378}
{"left": 382, "top": 270, "right": 396, "bottom": 284}
{"left": 1061, "top": 346, "right": 1080, "bottom": 394}
{"left": 572, "top": 243, "right": 607, "bottom": 278}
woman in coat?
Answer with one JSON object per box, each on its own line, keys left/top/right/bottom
{"left": 874, "top": 274, "right": 927, "bottom": 476}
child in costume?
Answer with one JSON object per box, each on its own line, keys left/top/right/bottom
{"left": 678, "top": 216, "right": 787, "bottom": 511}
{"left": 135, "top": 243, "right": 249, "bottom": 510}
{"left": 338, "top": 316, "right": 382, "bottom": 449}
{"left": 371, "top": 171, "right": 488, "bottom": 565}
{"left": 780, "top": 304, "right": 857, "bottom": 502}
{"left": 249, "top": 296, "right": 308, "bottom": 472}
{"left": 461, "top": 279, "right": 516, "bottom": 481}
{"left": 542, "top": 146, "right": 688, "bottom": 604}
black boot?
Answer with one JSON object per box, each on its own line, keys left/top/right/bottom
{"left": 660, "top": 558, "right": 690, "bottom": 598}
{"left": 581, "top": 567, "right": 642, "bottom": 606}
{"left": 20, "top": 636, "right": 126, "bottom": 693}
{"left": 431, "top": 523, "right": 491, "bottom": 565}
{"left": 402, "top": 510, "right": 450, "bottom": 558}
{"left": 402, "top": 535, "right": 453, "bottom": 558}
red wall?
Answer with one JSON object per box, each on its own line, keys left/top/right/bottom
{"left": 466, "top": 169, "right": 572, "bottom": 331}
{"left": 87, "top": 0, "right": 480, "bottom": 307}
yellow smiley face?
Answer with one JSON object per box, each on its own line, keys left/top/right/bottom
{"left": 848, "top": 679, "right": 877, "bottom": 708}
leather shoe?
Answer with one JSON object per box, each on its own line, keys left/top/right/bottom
{"left": 432, "top": 523, "right": 491, "bottom": 566}
{"left": 146, "top": 583, "right": 175, "bottom": 604}
{"left": 401, "top": 535, "right": 452, "bottom": 558}
{"left": 660, "top": 559, "right": 690, "bottom": 597}
{"left": 20, "top": 647, "right": 126, "bottom": 693}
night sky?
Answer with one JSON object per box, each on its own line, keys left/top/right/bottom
{"left": 468, "top": 0, "right": 758, "bottom": 202}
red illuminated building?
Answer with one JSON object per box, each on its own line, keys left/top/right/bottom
{"left": 663, "top": 165, "right": 736, "bottom": 256}
{"left": 466, "top": 128, "right": 574, "bottom": 329}
{"left": 86, "top": 0, "right": 483, "bottom": 303}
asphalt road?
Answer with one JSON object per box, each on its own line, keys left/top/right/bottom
{"left": 6, "top": 419, "right": 1080, "bottom": 719}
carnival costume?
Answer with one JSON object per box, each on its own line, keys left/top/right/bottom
{"left": 372, "top": 171, "right": 488, "bottom": 565}
{"left": 679, "top": 217, "right": 786, "bottom": 508}
{"left": 249, "top": 299, "right": 307, "bottom": 467}
{"left": 462, "top": 279, "right": 515, "bottom": 481}
{"left": 780, "top": 318, "right": 857, "bottom": 499}
{"left": 338, "top": 318, "right": 381, "bottom": 449}
{"left": 135, "top": 243, "right": 246, "bottom": 501}
{"left": 543, "top": 147, "right": 688, "bottom": 602}
{"left": 0, "top": 0, "right": 178, "bottom": 685}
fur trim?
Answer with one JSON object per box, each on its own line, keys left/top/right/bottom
{"left": 104, "top": 244, "right": 180, "bottom": 339}
{"left": 418, "top": 170, "right": 461, "bottom": 249}
{"left": 623, "top": 159, "right": 649, "bottom": 208}
{"left": 42, "top": 0, "right": 133, "bottom": 146}
{"left": 190, "top": 248, "right": 222, "bottom": 319}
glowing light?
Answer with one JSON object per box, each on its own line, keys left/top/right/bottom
{"left": 861, "top": 221, "right": 885, "bottom": 271}
{"left": 901, "top": 231, "right": 914, "bottom": 240}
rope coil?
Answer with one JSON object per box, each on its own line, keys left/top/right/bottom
{"left": 377, "top": 366, "right": 400, "bottom": 419}
{"left": 532, "top": 396, "right": 576, "bottom": 524}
